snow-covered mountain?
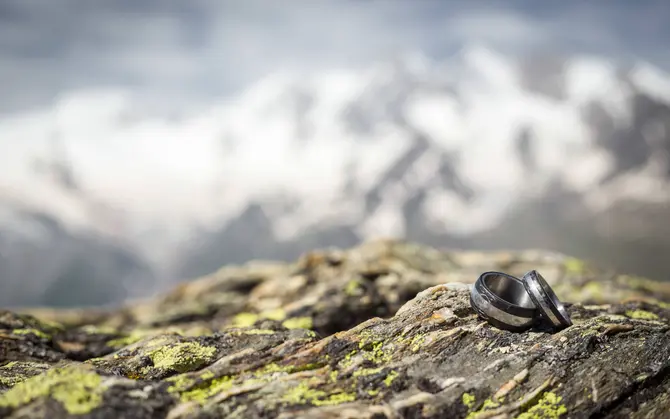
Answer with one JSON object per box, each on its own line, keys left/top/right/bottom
{"left": 3, "top": 45, "right": 670, "bottom": 307}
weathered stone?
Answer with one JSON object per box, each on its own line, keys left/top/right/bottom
{"left": 1, "top": 239, "right": 669, "bottom": 418}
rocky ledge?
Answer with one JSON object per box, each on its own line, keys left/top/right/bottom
{"left": 1, "top": 240, "right": 669, "bottom": 418}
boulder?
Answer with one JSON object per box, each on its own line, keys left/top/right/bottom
{"left": 1, "top": 240, "right": 669, "bottom": 418}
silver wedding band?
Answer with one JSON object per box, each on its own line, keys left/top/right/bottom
{"left": 470, "top": 270, "right": 572, "bottom": 332}
{"left": 522, "top": 270, "right": 572, "bottom": 328}
{"left": 470, "top": 272, "right": 537, "bottom": 332}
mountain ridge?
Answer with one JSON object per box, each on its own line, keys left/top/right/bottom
{"left": 3, "top": 45, "right": 670, "bottom": 306}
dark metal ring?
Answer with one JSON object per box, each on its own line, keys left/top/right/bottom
{"left": 470, "top": 271, "right": 538, "bottom": 332}
{"left": 522, "top": 270, "right": 572, "bottom": 329}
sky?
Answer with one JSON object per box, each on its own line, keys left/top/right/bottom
{"left": 1, "top": 0, "right": 670, "bottom": 115}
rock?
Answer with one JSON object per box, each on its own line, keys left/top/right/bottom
{"left": 1, "top": 239, "right": 669, "bottom": 418}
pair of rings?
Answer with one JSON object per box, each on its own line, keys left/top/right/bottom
{"left": 470, "top": 270, "right": 572, "bottom": 332}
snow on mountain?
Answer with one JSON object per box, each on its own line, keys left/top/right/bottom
{"left": 2, "top": 45, "right": 670, "bottom": 306}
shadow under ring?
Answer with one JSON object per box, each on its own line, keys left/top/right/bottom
{"left": 470, "top": 271, "right": 538, "bottom": 332}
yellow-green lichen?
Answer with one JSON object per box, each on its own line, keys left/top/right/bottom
{"left": 107, "top": 330, "right": 155, "bottom": 348}
{"left": 254, "top": 362, "right": 323, "bottom": 379}
{"left": 240, "top": 329, "right": 276, "bottom": 335}
{"left": 345, "top": 280, "right": 363, "bottom": 296}
{"left": 261, "top": 308, "right": 287, "bottom": 321}
{"left": 282, "top": 317, "right": 313, "bottom": 330}
{"left": 232, "top": 309, "right": 289, "bottom": 327}
{"left": 409, "top": 334, "right": 426, "bottom": 352}
{"left": 564, "top": 258, "right": 588, "bottom": 275}
{"left": 0, "top": 366, "right": 104, "bottom": 415}
{"left": 1, "top": 361, "right": 18, "bottom": 369}
{"left": 383, "top": 370, "right": 398, "bottom": 387}
{"left": 580, "top": 282, "right": 606, "bottom": 301}
{"left": 11, "top": 328, "right": 50, "bottom": 340}
{"left": 80, "top": 325, "right": 118, "bottom": 335}
{"left": 0, "top": 361, "right": 51, "bottom": 388}
{"left": 462, "top": 392, "right": 476, "bottom": 409}
{"left": 625, "top": 310, "right": 659, "bottom": 321}
{"left": 329, "top": 370, "right": 338, "bottom": 382}
{"left": 179, "top": 375, "right": 234, "bottom": 404}
{"left": 465, "top": 398, "right": 500, "bottom": 419}
{"left": 362, "top": 341, "right": 392, "bottom": 363}
{"left": 579, "top": 328, "right": 599, "bottom": 338}
{"left": 166, "top": 375, "right": 196, "bottom": 393}
{"left": 282, "top": 382, "right": 355, "bottom": 407}
{"left": 352, "top": 367, "right": 383, "bottom": 378}
{"left": 232, "top": 312, "right": 260, "bottom": 327}
{"left": 340, "top": 350, "right": 357, "bottom": 369}
{"left": 148, "top": 342, "right": 217, "bottom": 373}
{"left": 516, "top": 392, "right": 567, "bottom": 419}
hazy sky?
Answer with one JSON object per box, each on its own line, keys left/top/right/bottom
{"left": 1, "top": 0, "right": 670, "bottom": 114}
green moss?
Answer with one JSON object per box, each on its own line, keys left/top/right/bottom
{"left": 11, "top": 328, "right": 50, "bottom": 340}
{"left": 517, "top": 392, "right": 567, "bottom": 419}
{"left": 383, "top": 370, "right": 398, "bottom": 387}
{"left": 282, "top": 317, "right": 313, "bottom": 330}
{"left": 625, "top": 310, "right": 659, "bottom": 320}
{"left": 148, "top": 342, "right": 217, "bottom": 373}
{"left": 282, "top": 382, "right": 355, "bottom": 407}
{"left": 462, "top": 392, "right": 476, "bottom": 409}
{"left": 0, "top": 366, "right": 104, "bottom": 415}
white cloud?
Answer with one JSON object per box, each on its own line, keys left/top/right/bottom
{"left": 1, "top": 1, "right": 668, "bottom": 113}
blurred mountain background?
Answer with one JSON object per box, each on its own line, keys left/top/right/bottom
{"left": 2, "top": 0, "right": 670, "bottom": 308}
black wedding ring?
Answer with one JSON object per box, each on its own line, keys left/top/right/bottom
{"left": 470, "top": 272, "right": 537, "bottom": 332}
{"left": 470, "top": 270, "right": 572, "bottom": 332}
{"left": 522, "top": 270, "right": 572, "bottom": 329}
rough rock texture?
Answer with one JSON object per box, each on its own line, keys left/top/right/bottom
{"left": 1, "top": 240, "right": 670, "bottom": 418}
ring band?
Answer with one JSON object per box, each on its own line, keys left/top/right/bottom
{"left": 522, "top": 270, "right": 572, "bottom": 329}
{"left": 470, "top": 272, "right": 538, "bottom": 332}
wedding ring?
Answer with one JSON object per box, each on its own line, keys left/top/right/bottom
{"left": 522, "top": 270, "right": 572, "bottom": 329}
{"left": 470, "top": 272, "right": 538, "bottom": 332}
